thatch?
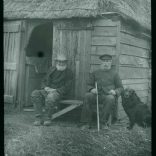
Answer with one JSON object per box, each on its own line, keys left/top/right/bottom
{"left": 4, "top": 0, "right": 151, "bottom": 30}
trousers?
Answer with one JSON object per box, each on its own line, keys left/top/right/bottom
{"left": 31, "top": 89, "right": 61, "bottom": 119}
{"left": 80, "top": 92, "right": 118, "bottom": 124}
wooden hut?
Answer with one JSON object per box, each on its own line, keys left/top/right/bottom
{"left": 4, "top": 0, "right": 151, "bottom": 112}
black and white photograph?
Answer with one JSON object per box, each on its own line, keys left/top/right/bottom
{"left": 4, "top": 0, "right": 151, "bottom": 156}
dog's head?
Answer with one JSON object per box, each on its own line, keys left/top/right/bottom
{"left": 122, "top": 88, "right": 135, "bottom": 98}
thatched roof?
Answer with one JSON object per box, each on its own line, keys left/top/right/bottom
{"left": 4, "top": 0, "right": 151, "bottom": 30}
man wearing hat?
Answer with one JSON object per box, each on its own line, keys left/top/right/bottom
{"left": 31, "top": 53, "right": 73, "bottom": 126}
{"left": 80, "top": 54, "right": 123, "bottom": 129}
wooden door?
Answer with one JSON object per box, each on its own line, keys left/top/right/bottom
{"left": 52, "top": 20, "right": 92, "bottom": 99}
{"left": 4, "top": 21, "right": 23, "bottom": 105}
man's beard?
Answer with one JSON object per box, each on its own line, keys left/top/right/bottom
{"left": 56, "top": 64, "right": 67, "bottom": 71}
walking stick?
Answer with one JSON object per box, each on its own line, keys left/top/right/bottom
{"left": 95, "top": 82, "right": 100, "bottom": 132}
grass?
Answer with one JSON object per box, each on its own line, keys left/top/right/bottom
{"left": 4, "top": 112, "right": 151, "bottom": 156}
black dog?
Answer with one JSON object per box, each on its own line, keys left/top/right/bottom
{"left": 121, "top": 88, "right": 151, "bottom": 130}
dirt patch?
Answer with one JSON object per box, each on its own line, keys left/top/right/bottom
{"left": 4, "top": 112, "right": 151, "bottom": 156}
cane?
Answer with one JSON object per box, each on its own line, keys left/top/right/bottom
{"left": 95, "top": 82, "right": 100, "bottom": 132}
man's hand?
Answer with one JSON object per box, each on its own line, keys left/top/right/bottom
{"left": 44, "top": 87, "right": 56, "bottom": 92}
{"left": 90, "top": 88, "right": 98, "bottom": 94}
{"left": 108, "top": 90, "right": 116, "bottom": 96}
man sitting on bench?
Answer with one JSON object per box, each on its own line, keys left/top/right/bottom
{"left": 80, "top": 54, "right": 123, "bottom": 129}
{"left": 31, "top": 53, "right": 73, "bottom": 126}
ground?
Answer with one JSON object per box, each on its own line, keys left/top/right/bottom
{"left": 4, "top": 111, "right": 151, "bottom": 156}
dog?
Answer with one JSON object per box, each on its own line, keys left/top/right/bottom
{"left": 121, "top": 88, "right": 151, "bottom": 130}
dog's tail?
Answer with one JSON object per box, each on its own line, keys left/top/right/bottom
{"left": 144, "top": 114, "right": 151, "bottom": 127}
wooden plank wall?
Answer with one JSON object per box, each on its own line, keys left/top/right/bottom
{"left": 90, "top": 19, "right": 119, "bottom": 73}
{"left": 119, "top": 22, "right": 151, "bottom": 104}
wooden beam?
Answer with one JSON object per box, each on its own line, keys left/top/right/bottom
{"left": 120, "top": 44, "right": 149, "bottom": 58}
{"left": 17, "top": 21, "right": 26, "bottom": 110}
{"left": 4, "top": 63, "right": 17, "bottom": 70}
{"left": 90, "top": 55, "right": 116, "bottom": 65}
{"left": 119, "top": 66, "right": 149, "bottom": 79}
{"left": 123, "top": 83, "right": 148, "bottom": 91}
{"left": 122, "top": 78, "right": 149, "bottom": 84}
{"left": 119, "top": 55, "right": 149, "bottom": 68}
{"left": 92, "top": 26, "right": 117, "bottom": 37}
{"left": 91, "top": 46, "right": 116, "bottom": 55}
{"left": 92, "top": 36, "right": 116, "bottom": 46}
{"left": 4, "top": 24, "right": 20, "bottom": 32}
{"left": 120, "top": 32, "right": 150, "bottom": 50}
{"left": 90, "top": 64, "right": 116, "bottom": 73}
{"left": 51, "top": 103, "right": 82, "bottom": 120}
{"left": 4, "top": 95, "right": 14, "bottom": 104}
{"left": 75, "top": 60, "right": 80, "bottom": 99}
{"left": 56, "top": 20, "right": 92, "bottom": 30}
{"left": 115, "top": 21, "right": 121, "bottom": 73}
{"left": 93, "top": 19, "right": 117, "bottom": 27}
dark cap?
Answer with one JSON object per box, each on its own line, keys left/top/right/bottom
{"left": 99, "top": 54, "right": 112, "bottom": 60}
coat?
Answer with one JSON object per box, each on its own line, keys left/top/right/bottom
{"left": 87, "top": 68, "right": 123, "bottom": 97}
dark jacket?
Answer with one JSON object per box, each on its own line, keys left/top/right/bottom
{"left": 87, "top": 68, "right": 123, "bottom": 97}
{"left": 41, "top": 67, "right": 74, "bottom": 96}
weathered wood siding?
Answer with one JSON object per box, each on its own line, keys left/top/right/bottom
{"left": 119, "top": 22, "right": 151, "bottom": 104}
{"left": 4, "top": 21, "right": 23, "bottom": 105}
{"left": 52, "top": 20, "right": 91, "bottom": 99}
{"left": 90, "top": 19, "right": 120, "bottom": 73}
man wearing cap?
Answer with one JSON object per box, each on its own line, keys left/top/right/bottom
{"left": 31, "top": 53, "right": 73, "bottom": 126}
{"left": 80, "top": 54, "right": 123, "bottom": 129}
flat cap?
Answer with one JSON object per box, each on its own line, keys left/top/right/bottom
{"left": 99, "top": 54, "right": 112, "bottom": 60}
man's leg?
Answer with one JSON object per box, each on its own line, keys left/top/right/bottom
{"left": 44, "top": 91, "right": 61, "bottom": 126}
{"left": 80, "top": 92, "right": 96, "bottom": 128}
{"left": 31, "top": 89, "right": 46, "bottom": 126}
{"left": 101, "top": 95, "right": 115, "bottom": 125}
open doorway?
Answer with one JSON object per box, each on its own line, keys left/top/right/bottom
{"left": 24, "top": 22, "right": 53, "bottom": 107}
